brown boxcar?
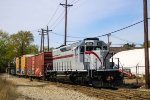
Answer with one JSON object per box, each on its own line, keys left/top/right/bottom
{"left": 31, "top": 55, "right": 36, "bottom": 76}
{"left": 26, "top": 56, "right": 33, "bottom": 76}
{"left": 33, "top": 52, "right": 53, "bottom": 79}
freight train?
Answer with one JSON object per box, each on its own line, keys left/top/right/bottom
{"left": 15, "top": 38, "right": 123, "bottom": 87}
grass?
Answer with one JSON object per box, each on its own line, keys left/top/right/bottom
{"left": 0, "top": 76, "right": 17, "bottom": 100}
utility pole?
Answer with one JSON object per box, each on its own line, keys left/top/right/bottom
{"left": 39, "top": 28, "right": 52, "bottom": 52}
{"left": 42, "top": 29, "right": 44, "bottom": 52}
{"left": 60, "top": 0, "right": 73, "bottom": 46}
{"left": 41, "top": 31, "right": 43, "bottom": 52}
{"left": 38, "top": 30, "right": 43, "bottom": 52}
{"left": 107, "top": 33, "right": 111, "bottom": 50}
{"left": 143, "top": 0, "right": 150, "bottom": 89}
{"left": 47, "top": 26, "right": 52, "bottom": 51}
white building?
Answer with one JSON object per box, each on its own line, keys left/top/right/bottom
{"left": 112, "top": 48, "right": 150, "bottom": 76}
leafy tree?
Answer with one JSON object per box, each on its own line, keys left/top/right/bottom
{"left": 0, "top": 31, "right": 9, "bottom": 72}
{"left": 9, "top": 31, "right": 34, "bottom": 56}
{"left": 123, "top": 43, "right": 136, "bottom": 49}
{"left": 0, "top": 30, "right": 39, "bottom": 72}
{"left": 26, "top": 44, "right": 39, "bottom": 54}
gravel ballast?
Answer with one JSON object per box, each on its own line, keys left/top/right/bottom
{"left": 1, "top": 74, "right": 99, "bottom": 100}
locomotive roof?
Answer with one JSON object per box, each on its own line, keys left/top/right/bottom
{"left": 54, "top": 38, "right": 107, "bottom": 51}
{"left": 84, "top": 37, "right": 99, "bottom": 41}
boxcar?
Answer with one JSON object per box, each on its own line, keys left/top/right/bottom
{"left": 26, "top": 56, "right": 33, "bottom": 76}
{"left": 15, "top": 57, "right": 21, "bottom": 75}
{"left": 31, "top": 55, "right": 36, "bottom": 76}
{"left": 20, "top": 55, "right": 33, "bottom": 76}
{"left": 32, "top": 52, "right": 53, "bottom": 79}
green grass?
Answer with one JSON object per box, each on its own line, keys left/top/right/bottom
{"left": 0, "top": 77, "right": 17, "bottom": 100}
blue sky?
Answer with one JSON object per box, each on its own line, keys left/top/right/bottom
{"left": 0, "top": 0, "right": 150, "bottom": 48}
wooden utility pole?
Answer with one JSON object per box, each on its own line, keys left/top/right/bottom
{"left": 46, "top": 26, "right": 52, "bottom": 51}
{"left": 143, "top": 0, "right": 150, "bottom": 88}
{"left": 39, "top": 28, "right": 52, "bottom": 52}
{"left": 107, "top": 33, "right": 111, "bottom": 50}
{"left": 60, "top": 0, "right": 73, "bottom": 46}
{"left": 38, "top": 30, "right": 43, "bottom": 52}
{"left": 42, "top": 29, "right": 44, "bottom": 52}
{"left": 40, "top": 31, "right": 43, "bottom": 52}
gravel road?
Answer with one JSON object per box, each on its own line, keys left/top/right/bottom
{"left": 0, "top": 74, "right": 100, "bottom": 100}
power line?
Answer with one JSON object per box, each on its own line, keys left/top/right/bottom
{"left": 46, "top": 0, "right": 65, "bottom": 26}
{"left": 111, "top": 43, "right": 142, "bottom": 46}
{"left": 32, "top": 18, "right": 150, "bottom": 38}
{"left": 50, "top": 10, "right": 65, "bottom": 28}
{"left": 51, "top": 19, "right": 147, "bottom": 40}
{"left": 51, "top": 32, "right": 86, "bottom": 38}
{"left": 52, "top": 5, "right": 72, "bottom": 30}
{"left": 46, "top": 5, "right": 60, "bottom": 26}
{"left": 97, "top": 20, "right": 144, "bottom": 37}
{"left": 46, "top": 0, "right": 80, "bottom": 30}
{"left": 70, "top": 0, "right": 80, "bottom": 4}
{"left": 52, "top": 14, "right": 65, "bottom": 30}
{"left": 111, "top": 34, "right": 135, "bottom": 44}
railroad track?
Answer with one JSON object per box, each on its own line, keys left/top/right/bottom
{"left": 50, "top": 82, "right": 150, "bottom": 100}
{"left": 3, "top": 74, "right": 150, "bottom": 100}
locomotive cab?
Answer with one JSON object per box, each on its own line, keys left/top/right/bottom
{"left": 83, "top": 38, "right": 111, "bottom": 70}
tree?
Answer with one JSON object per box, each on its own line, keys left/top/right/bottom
{"left": 0, "top": 30, "right": 38, "bottom": 73}
{"left": 123, "top": 43, "right": 136, "bottom": 49}
{"left": 0, "top": 31, "right": 9, "bottom": 72}
{"left": 9, "top": 31, "right": 34, "bottom": 56}
{"left": 26, "top": 44, "right": 39, "bottom": 54}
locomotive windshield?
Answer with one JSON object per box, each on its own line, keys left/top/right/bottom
{"left": 80, "top": 46, "right": 107, "bottom": 53}
{"left": 86, "top": 46, "right": 102, "bottom": 51}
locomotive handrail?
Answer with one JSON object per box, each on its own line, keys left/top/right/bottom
{"left": 118, "top": 69, "right": 133, "bottom": 77}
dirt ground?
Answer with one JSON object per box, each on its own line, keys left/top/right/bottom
{"left": 1, "top": 74, "right": 150, "bottom": 100}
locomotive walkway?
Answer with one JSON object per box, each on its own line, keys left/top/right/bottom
{"left": 1, "top": 74, "right": 150, "bottom": 100}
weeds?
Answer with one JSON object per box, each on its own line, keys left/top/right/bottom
{"left": 0, "top": 77, "right": 17, "bottom": 100}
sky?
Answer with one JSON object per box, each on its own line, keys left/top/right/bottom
{"left": 0, "top": 0, "right": 150, "bottom": 48}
